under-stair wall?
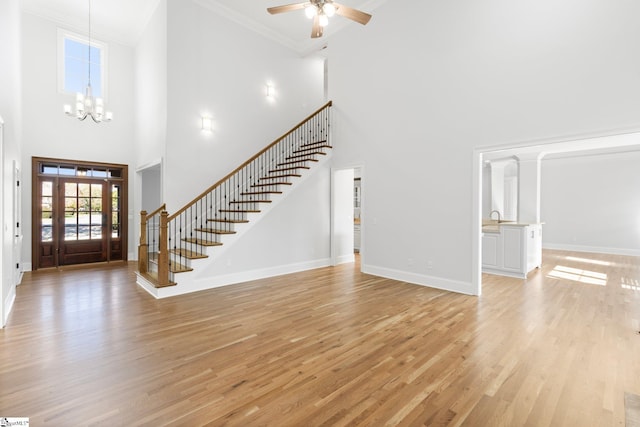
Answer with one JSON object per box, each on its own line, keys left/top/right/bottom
{"left": 140, "top": 162, "right": 331, "bottom": 298}
{"left": 136, "top": 102, "right": 333, "bottom": 298}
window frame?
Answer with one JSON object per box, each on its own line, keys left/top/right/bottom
{"left": 57, "top": 28, "right": 109, "bottom": 100}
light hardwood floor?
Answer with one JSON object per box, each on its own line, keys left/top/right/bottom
{"left": 1, "top": 250, "right": 639, "bottom": 426}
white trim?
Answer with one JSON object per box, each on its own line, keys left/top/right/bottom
{"left": 473, "top": 128, "right": 640, "bottom": 297}
{"left": 136, "top": 158, "right": 163, "bottom": 173}
{"left": 22, "top": 262, "right": 33, "bottom": 272}
{"left": 3, "top": 286, "right": 16, "bottom": 327}
{"left": 335, "top": 253, "right": 355, "bottom": 265}
{"left": 0, "top": 116, "right": 3, "bottom": 327}
{"left": 138, "top": 258, "right": 332, "bottom": 299}
{"left": 193, "top": 0, "right": 389, "bottom": 56}
{"left": 542, "top": 243, "right": 640, "bottom": 257}
{"left": 363, "top": 264, "right": 475, "bottom": 296}
{"left": 330, "top": 164, "right": 364, "bottom": 268}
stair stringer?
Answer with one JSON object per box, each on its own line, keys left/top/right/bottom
{"left": 139, "top": 151, "right": 333, "bottom": 298}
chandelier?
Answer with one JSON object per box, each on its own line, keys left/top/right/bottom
{"left": 64, "top": 0, "right": 112, "bottom": 123}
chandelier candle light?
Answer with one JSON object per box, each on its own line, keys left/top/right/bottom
{"left": 64, "top": 0, "right": 112, "bottom": 123}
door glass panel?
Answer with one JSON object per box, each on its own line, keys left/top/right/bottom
{"left": 91, "top": 183, "right": 102, "bottom": 197}
{"left": 59, "top": 166, "right": 75, "bottom": 176}
{"left": 65, "top": 182, "right": 77, "bottom": 241}
{"left": 41, "top": 181, "right": 54, "bottom": 242}
{"left": 65, "top": 183, "right": 77, "bottom": 197}
{"left": 111, "top": 184, "right": 120, "bottom": 238}
{"left": 91, "top": 226, "right": 102, "bottom": 239}
{"left": 93, "top": 169, "right": 107, "bottom": 178}
{"left": 65, "top": 224, "right": 77, "bottom": 240}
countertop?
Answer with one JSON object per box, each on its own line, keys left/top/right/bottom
{"left": 482, "top": 220, "right": 543, "bottom": 233}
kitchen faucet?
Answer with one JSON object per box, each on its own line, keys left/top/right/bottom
{"left": 490, "top": 210, "right": 502, "bottom": 222}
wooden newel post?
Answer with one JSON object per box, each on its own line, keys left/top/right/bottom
{"left": 138, "top": 210, "right": 148, "bottom": 274}
{"left": 158, "top": 210, "right": 170, "bottom": 286}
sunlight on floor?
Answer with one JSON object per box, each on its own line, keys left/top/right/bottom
{"left": 621, "top": 277, "right": 640, "bottom": 291}
{"left": 565, "top": 256, "right": 611, "bottom": 266}
{"left": 547, "top": 265, "right": 607, "bottom": 286}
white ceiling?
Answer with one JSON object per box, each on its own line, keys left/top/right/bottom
{"left": 21, "top": 0, "right": 386, "bottom": 54}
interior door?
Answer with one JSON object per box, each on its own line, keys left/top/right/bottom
{"left": 58, "top": 179, "right": 108, "bottom": 266}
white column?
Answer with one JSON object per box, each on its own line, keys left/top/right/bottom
{"left": 516, "top": 152, "right": 545, "bottom": 224}
{"left": 489, "top": 162, "right": 505, "bottom": 216}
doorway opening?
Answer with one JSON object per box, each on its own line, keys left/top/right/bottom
{"left": 331, "top": 166, "right": 363, "bottom": 267}
{"left": 32, "top": 157, "right": 128, "bottom": 270}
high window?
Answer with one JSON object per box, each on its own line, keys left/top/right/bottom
{"left": 58, "top": 29, "right": 108, "bottom": 98}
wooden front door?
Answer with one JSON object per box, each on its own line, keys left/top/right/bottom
{"left": 33, "top": 158, "right": 127, "bottom": 270}
{"left": 58, "top": 179, "right": 108, "bottom": 265}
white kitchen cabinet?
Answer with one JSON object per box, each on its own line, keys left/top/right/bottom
{"left": 482, "top": 223, "right": 542, "bottom": 279}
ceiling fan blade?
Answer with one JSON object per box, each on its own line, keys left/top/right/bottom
{"left": 267, "top": 3, "right": 308, "bottom": 15}
{"left": 311, "top": 14, "right": 324, "bottom": 38}
{"left": 333, "top": 2, "right": 372, "bottom": 25}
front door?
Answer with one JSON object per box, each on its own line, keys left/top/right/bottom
{"left": 58, "top": 178, "right": 108, "bottom": 265}
{"left": 33, "top": 158, "right": 127, "bottom": 270}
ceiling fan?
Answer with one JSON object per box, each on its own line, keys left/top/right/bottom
{"left": 267, "top": 1, "right": 372, "bottom": 38}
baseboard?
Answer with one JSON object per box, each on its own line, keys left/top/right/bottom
{"left": 153, "top": 258, "right": 332, "bottom": 298}
{"left": 362, "top": 264, "right": 476, "bottom": 296}
{"left": 542, "top": 243, "right": 640, "bottom": 257}
{"left": 22, "top": 262, "right": 32, "bottom": 272}
{"left": 335, "top": 253, "right": 355, "bottom": 265}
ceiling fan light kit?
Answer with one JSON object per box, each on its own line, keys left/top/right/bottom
{"left": 267, "top": 0, "right": 372, "bottom": 38}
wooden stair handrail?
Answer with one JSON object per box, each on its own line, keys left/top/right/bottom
{"left": 138, "top": 204, "right": 166, "bottom": 275}
{"left": 145, "top": 203, "right": 166, "bottom": 219}
{"left": 168, "top": 101, "right": 332, "bottom": 221}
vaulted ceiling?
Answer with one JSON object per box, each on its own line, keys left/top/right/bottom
{"left": 21, "top": 0, "right": 386, "bottom": 54}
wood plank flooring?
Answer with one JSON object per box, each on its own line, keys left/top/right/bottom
{"left": 1, "top": 250, "right": 639, "bottom": 426}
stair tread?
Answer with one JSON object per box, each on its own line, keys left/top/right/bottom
{"left": 194, "top": 227, "right": 237, "bottom": 235}
{"left": 149, "top": 252, "right": 193, "bottom": 273}
{"left": 229, "top": 200, "right": 272, "bottom": 204}
{"left": 261, "top": 174, "right": 302, "bottom": 179}
{"left": 240, "top": 191, "right": 283, "bottom": 195}
{"left": 140, "top": 271, "right": 177, "bottom": 288}
{"left": 299, "top": 140, "right": 328, "bottom": 148}
{"left": 286, "top": 152, "right": 327, "bottom": 160}
{"left": 150, "top": 252, "right": 192, "bottom": 273}
{"left": 277, "top": 159, "right": 319, "bottom": 166}
{"left": 208, "top": 218, "right": 249, "bottom": 223}
{"left": 169, "top": 262, "right": 193, "bottom": 273}
{"left": 293, "top": 145, "right": 331, "bottom": 154}
{"left": 182, "top": 238, "right": 223, "bottom": 246}
{"left": 270, "top": 166, "right": 311, "bottom": 172}
{"left": 219, "top": 209, "right": 261, "bottom": 213}
{"left": 251, "top": 183, "right": 292, "bottom": 187}
{"left": 170, "top": 248, "right": 208, "bottom": 259}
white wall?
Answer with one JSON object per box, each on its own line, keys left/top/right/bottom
{"left": 0, "top": 0, "right": 23, "bottom": 326}
{"left": 192, "top": 165, "right": 331, "bottom": 282}
{"left": 20, "top": 12, "right": 137, "bottom": 268}
{"left": 164, "top": 0, "right": 325, "bottom": 212}
{"left": 541, "top": 150, "right": 640, "bottom": 256}
{"left": 135, "top": 0, "right": 167, "bottom": 170}
{"left": 327, "top": 0, "right": 640, "bottom": 294}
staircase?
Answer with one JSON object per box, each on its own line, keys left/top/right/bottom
{"left": 136, "top": 101, "right": 332, "bottom": 298}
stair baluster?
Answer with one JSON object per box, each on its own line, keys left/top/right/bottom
{"left": 138, "top": 101, "right": 332, "bottom": 288}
